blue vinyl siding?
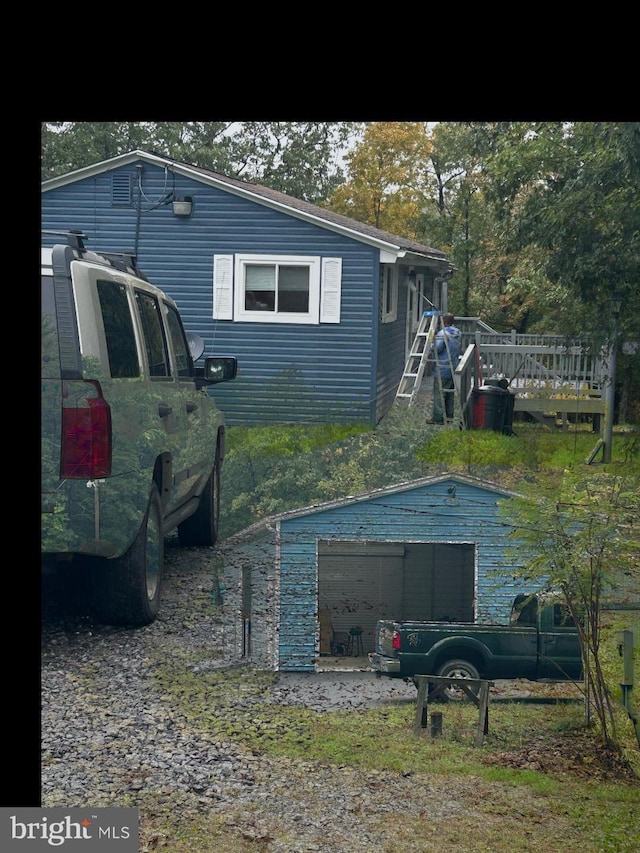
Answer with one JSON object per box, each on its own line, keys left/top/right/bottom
{"left": 376, "top": 276, "right": 410, "bottom": 420}
{"left": 42, "top": 162, "right": 387, "bottom": 426}
{"left": 276, "top": 481, "right": 521, "bottom": 670}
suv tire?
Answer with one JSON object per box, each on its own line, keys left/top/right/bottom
{"left": 92, "top": 485, "right": 164, "bottom": 626}
{"left": 177, "top": 444, "right": 221, "bottom": 547}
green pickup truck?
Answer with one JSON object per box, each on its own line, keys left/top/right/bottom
{"left": 369, "top": 593, "right": 583, "bottom": 698}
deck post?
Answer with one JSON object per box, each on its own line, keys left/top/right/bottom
{"left": 602, "top": 303, "right": 620, "bottom": 463}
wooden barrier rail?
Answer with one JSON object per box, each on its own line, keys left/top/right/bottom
{"left": 413, "top": 675, "right": 494, "bottom": 747}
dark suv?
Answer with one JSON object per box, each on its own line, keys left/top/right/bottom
{"left": 41, "top": 230, "right": 237, "bottom": 625}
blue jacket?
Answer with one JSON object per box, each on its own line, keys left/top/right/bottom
{"left": 435, "top": 324, "right": 461, "bottom": 379}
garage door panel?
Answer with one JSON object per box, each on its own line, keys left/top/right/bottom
{"left": 319, "top": 541, "right": 475, "bottom": 655}
{"left": 319, "top": 544, "right": 404, "bottom": 654}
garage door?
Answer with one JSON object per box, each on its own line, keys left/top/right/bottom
{"left": 318, "top": 541, "right": 405, "bottom": 655}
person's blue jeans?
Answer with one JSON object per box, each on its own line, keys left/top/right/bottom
{"left": 433, "top": 375, "right": 454, "bottom": 423}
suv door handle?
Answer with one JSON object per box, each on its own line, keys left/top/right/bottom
{"left": 158, "top": 403, "right": 173, "bottom": 417}
{"left": 186, "top": 402, "right": 198, "bottom": 413}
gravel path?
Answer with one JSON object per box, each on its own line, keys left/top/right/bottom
{"left": 41, "top": 537, "right": 601, "bottom": 852}
{"left": 41, "top": 539, "right": 469, "bottom": 852}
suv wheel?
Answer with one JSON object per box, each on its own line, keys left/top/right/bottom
{"left": 92, "top": 485, "right": 164, "bottom": 626}
{"left": 177, "top": 445, "right": 221, "bottom": 547}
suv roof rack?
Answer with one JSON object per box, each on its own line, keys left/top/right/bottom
{"left": 42, "top": 229, "right": 87, "bottom": 252}
{"left": 41, "top": 230, "right": 148, "bottom": 281}
{"left": 100, "top": 252, "right": 147, "bottom": 280}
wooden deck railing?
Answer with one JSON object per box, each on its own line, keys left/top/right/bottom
{"left": 454, "top": 318, "right": 608, "bottom": 425}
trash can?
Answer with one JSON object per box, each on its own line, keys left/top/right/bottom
{"left": 472, "top": 384, "right": 515, "bottom": 435}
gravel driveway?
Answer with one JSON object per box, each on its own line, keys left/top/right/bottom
{"left": 41, "top": 539, "right": 467, "bottom": 852}
{"left": 41, "top": 537, "right": 592, "bottom": 852}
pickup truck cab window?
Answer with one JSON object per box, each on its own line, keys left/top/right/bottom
{"left": 511, "top": 593, "right": 538, "bottom": 626}
{"left": 553, "top": 603, "right": 579, "bottom": 628}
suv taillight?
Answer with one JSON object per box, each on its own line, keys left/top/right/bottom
{"left": 60, "top": 380, "right": 112, "bottom": 478}
{"left": 392, "top": 631, "right": 401, "bottom": 651}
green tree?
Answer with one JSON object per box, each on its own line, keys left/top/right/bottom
{"left": 417, "top": 122, "right": 511, "bottom": 323}
{"left": 221, "top": 121, "right": 361, "bottom": 203}
{"left": 41, "top": 121, "right": 169, "bottom": 179}
{"left": 501, "top": 468, "right": 640, "bottom": 749}
{"left": 462, "top": 121, "right": 640, "bottom": 340}
{"left": 41, "top": 121, "right": 361, "bottom": 205}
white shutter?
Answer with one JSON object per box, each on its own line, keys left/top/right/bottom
{"left": 213, "top": 255, "right": 234, "bottom": 320}
{"left": 320, "top": 257, "right": 342, "bottom": 323}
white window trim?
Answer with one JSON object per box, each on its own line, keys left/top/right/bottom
{"left": 381, "top": 263, "right": 398, "bottom": 323}
{"left": 410, "top": 272, "right": 425, "bottom": 333}
{"left": 213, "top": 253, "right": 342, "bottom": 324}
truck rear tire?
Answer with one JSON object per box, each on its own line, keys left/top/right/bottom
{"left": 436, "top": 659, "right": 480, "bottom": 702}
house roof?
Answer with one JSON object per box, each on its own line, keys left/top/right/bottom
{"left": 222, "top": 473, "right": 518, "bottom": 547}
{"left": 42, "top": 150, "right": 453, "bottom": 271}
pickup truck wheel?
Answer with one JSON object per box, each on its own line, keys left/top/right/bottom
{"left": 91, "top": 485, "right": 164, "bottom": 627}
{"left": 177, "top": 446, "right": 220, "bottom": 547}
{"left": 436, "top": 659, "right": 480, "bottom": 702}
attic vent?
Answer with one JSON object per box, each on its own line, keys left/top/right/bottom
{"left": 112, "top": 174, "right": 132, "bottom": 207}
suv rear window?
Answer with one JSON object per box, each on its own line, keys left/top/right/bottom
{"left": 97, "top": 279, "right": 140, "bottom": 378}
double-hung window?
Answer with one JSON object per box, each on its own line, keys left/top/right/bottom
{"left": 213, "top": 253, "right": 341, "bottom": 324}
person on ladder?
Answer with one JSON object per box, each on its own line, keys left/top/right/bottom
{"left": 429, "top": 313, "right": 461, "bottom": 425}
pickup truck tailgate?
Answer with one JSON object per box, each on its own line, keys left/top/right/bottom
{"left": 369, "top": 621, "right": 402, "bottom": 675}
{"left": 374, "top": 621, "right": 400, "bottom": 656}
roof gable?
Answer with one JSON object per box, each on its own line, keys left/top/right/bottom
{"left": 41, "top": 150, "right": 452, "bottom": 269}
{"left": 224, "top": 473, "right": 518, "bottom": 545}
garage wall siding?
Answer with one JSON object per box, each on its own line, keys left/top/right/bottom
{"left": 274, "top": 479, "right": 521, "bottom": 671}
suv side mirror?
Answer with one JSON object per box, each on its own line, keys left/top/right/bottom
{"left": 196, "top": 356, "right": 238, "bottom": 387}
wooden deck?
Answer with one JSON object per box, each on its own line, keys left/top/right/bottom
{"left": 455, "top": 319, "right": 608, "bottom": 428}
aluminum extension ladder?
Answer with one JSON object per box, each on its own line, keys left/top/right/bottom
{"left": 395, "top": 311, "right": 441, "bottom": 405}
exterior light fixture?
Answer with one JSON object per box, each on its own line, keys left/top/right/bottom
{"left": 445, "top": 485, "right": 459, "bottom": 506}
{"left": 172, "top": 196, "right": 193, "bottom": 217}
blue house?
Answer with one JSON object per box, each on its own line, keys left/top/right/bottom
{"left": 219, "top": 473, "right": 525, "bottom": 671}
{"left": 41, "top": 150, "right": 454, "bottom": 426}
